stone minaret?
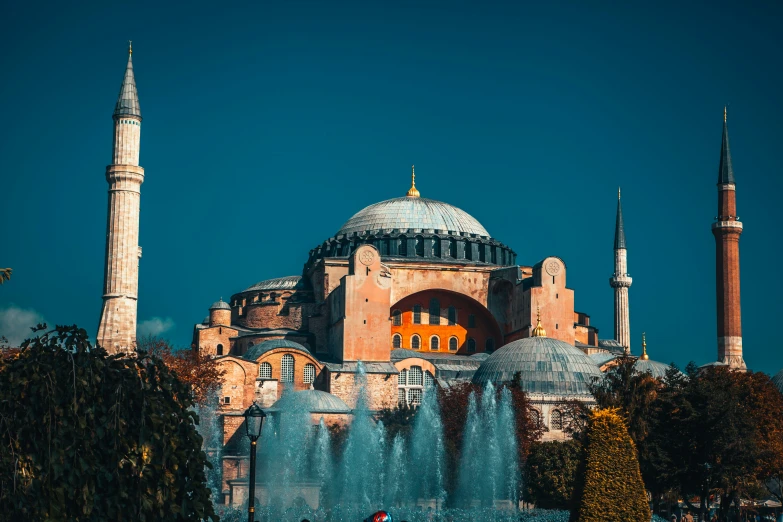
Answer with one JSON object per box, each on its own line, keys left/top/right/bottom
{"left": 97, "top": 43, "right": 144, "bottom": 354}
{"left": 712, "top": 108, "right": 746, "bottom": 369}
{"left": 610, "top": 188, "right": 632, "bottom": 354}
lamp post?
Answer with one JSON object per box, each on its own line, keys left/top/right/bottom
{"left": 243, "top": 401, "right": 266, "bottom": 522}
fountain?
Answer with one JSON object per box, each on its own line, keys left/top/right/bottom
{"left": 209, "top": 364, "right": 567, "bottom": 522}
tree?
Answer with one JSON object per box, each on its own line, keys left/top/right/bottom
{"left": 0, "top": 325, "right": 218, "bottom": 521}
{"left": 650, "top": 366, "right": 783, "bottom": 522}
{"left": 137, "top": 335, "right": 225, "bottom": 406}
{"left": 0, "top": 267, "right": 11, "bottom": 284}
{"left": 572, "top": 408, "right": 650, "bottom": 522}
{"left": 525, "top": 440, "right": 582, "bottom": 509}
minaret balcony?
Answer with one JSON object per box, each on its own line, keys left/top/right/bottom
{"left": 609, "top": 275, "right": 632, "bottom": 288}
{"left": 711, "top": 220, "right": 743, "bottom": 231}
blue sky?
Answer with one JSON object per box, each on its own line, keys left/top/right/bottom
{"left": 1, "top": 1, "right": 781, "bottom": 374}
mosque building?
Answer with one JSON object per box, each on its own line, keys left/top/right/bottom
{"left": 94, "top": 47, "right": 764, "bottom": 500}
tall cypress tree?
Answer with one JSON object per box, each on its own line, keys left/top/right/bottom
{"left": 574, "top": 408, "right": 649, "bottom": 522}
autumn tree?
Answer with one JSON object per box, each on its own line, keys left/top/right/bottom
{"left": 0, "top": 267, "right": 11, "bottom": 284}
{"left": 650, "top": 366, "right": 783, "bottom": 521}
{"left": 0, "top": 325, "right": 217, "bottom": 521}
{"left": 137, "top": 335, "right": 225, "bottom": 406}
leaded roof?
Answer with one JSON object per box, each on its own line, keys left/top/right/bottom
{"left": 209, "top": 299, "right": 231, "bottom": 310}
{"left": 615, "top": 193, "right": 627, "bottom": 250}
{"left": 114, "top": 51, "right": 141, "bottom": 119}
{"left": 268, "top": 390, "right": 351, "bottom": 414}
{"left": 242, "top": 339, "right": 311, "bottom": 361}
{"left": 242, "top": 275, "right": 304, "bottom": 293}
{"left": 718, "top": 115, "right": 735, "bottom": 184}
{"left": 337, "top": 197, "right": 490, "bottom": 237}
{"left": 472, "top": 336, "right": 603, "bottom": 396}
{"left": 589, "top": 352, "right": 617, "bottom": 367}
{"left": 634, "top": 358, "right": 673, "bottom": 380}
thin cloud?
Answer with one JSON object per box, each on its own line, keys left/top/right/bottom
{"left": 137, "top": 317, "right": 175, "bottom": 338}
{"left": 0, "top": 305, "right": 47, "bottom": 346}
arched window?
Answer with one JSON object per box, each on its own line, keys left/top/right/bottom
{"left": 398, "top": 369, "right": 408, "bottom": 386}
{"left": 448, "top": 337, "right": 458, "bottom": 351}
{"left": 449, "top": 238, "right": 457, "bottom": 258}
{"left": 392, "top": 309, "right": 402, "bottom": 326}
{"left": 424, "top": 371, "right": 434, "bottom": 387}
{"left": 485, "top": 338, "right": 495, "bottom": 352}
{"left": 408, "top": 388, "right": 423, "bottom": 405}
{"left": 411, "top": 335, "right": 421, "bottom": 350}
{"left": 399, "top": 236, "right": 407, "bottom": 256}
{"left": 430, "top": 336, "right": 440, "bottom": 351}
{"left": 551, "top": 409, "right": 563, "bottom": 430}
{"left": 412, "top": 305, "right": 422, "bottom": 324}
{"left": 432, "top": 237, "right": 441, "bottom": 257}
{"left": 429, "top": 298, "right": 440, "bottom": 325}
{"left": 281, "top": 354, "right": 294, "bottom": 383}
{"left": 216, "top": 344, "right": 224, "bottom": 356}
{"left": 529, "top": 409, "right": 541, "bottom": 425}
{"left": 392, "top": 334, "right": 402, "bottom": 349}
{"left": 464, "top": 240, "right": 472, "bottom": 260}
{"left": 447, "top": 306, "right": 457, "bottom": 325}
{"left": 259, "top": 362, "right": 272, "bottom": 379}
{"left": 409, "top": 366, "right": 423, "bottom": 386}
{"left": 303, "top": 363, "right": 316, "bottom": 385}
{"left": 415, "top": 236, "right": 424, "bottom": 257}
{"left": 467, "top": 338, "right": 476, "bottom": 353}
{"left": 398, "top": 388, "right": 407, "bottom": 405}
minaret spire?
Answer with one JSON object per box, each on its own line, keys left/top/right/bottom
{"left": 712, "top": 108, "right": 745, "bottom": 369}
{"left": 610, "top": 188, "right": 632, "bottom": 354}
{"left": 114, "top": 43, "right": 141, "bottom": 119}
{"left": 97, "top": 45, "right": 145, "bottom": 354}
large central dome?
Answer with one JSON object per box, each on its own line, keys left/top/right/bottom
{"left": 337, "top": 196, "right": 491, "bottom": 237}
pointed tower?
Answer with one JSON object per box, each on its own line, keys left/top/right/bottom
{"left": 97, "top": 43, "right": 144, "bottom": 354}
{"left": 610, "top": 188, "right": 632, "bottom": 354}
{"left": 712, "top": 108, "right": 746, "bottom": 369}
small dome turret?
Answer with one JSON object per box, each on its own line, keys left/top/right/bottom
{"left": 209, "top": 298, "right": 232, "bottom": 327}
{"left": 209, "top": 298, "right": 231, "bottom": 310}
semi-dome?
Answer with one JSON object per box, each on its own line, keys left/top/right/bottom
{"left": 242, "top": 339, "right": 311, "bottom": 361}
{"left": 242, "top": 275, "right": 305, "bottom": 293}
{"left": 269, "top": 390, "right": 351, "bottom": 414}
{"left": 633, "top": 358, "right": 672, "bottom": 380}
{"left": 472, "top": 336, "right": 603, "bottom": 396}
{"left": 337, "top": 196, "right": 491, "bottom": 238}
{"left": 772, "top": 369, "right": 783, "bottom": 395}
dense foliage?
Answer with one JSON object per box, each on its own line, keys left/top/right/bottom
{"left": 525, "top": 440, "right": 582, "bottom": 509}
{"left": 137, "top": 335, "right": 225, "bottom": 406}
{"left": 572, "top": 408, "right": 649, "bottom": 522}
{"left": 0, "top": 325, "right": 217, "bottom": 521}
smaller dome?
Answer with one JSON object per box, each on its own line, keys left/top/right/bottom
{"left": 473, "top": 336, "right": 603, "bottom": 396}
{"left": 209, "top": 298, "right": 231, "bottom": 310}
{"left": 772, "top": 369, "right": 783, "bottom": 395}
{"left": 242, "top": 339, "right": 311, "bottom": 361}
{"left": 269, "top": 390, "right": 351, "bottom": 414}
{"left": 633, "top": 358, "right": 672, "bottom": 380}
{"left": 201, "top": 316, "right": 210, "bottom": 325}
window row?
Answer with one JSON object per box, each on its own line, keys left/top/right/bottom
{"left": 392, "top": 334, "right": 494, "bottom": 353}
{"left": 393, "top": 303, "right": 473, "bottom": 327}
{"left": 322, "top": 235, "right": 513, "bottom": 265}
{"left": 528, "top": 408, "right": 564, "bottom": 431}
{"left": 258, "top": 357, "right": 316, "bottom": 384}
{"left": 119, "top": 119, "right": 139, "bottom": 125}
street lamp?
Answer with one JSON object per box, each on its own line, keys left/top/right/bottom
{"left": 243, "top": 401, "right": 266, "bottom": 522}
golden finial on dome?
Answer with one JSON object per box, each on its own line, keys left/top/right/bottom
{"left": 129, "top": 40, "right": 133, "bottom": 55}
{"left": 640, "top": 332, "right": 649, "bottom": 360}
{"left": 406, "top": 165, "right": 420, "bottom": 198}
{"left": 532, "top": 305, "right": 546, "bottom": 337}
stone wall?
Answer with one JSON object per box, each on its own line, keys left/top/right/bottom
{"left": 328, "top": 371, "right": 397, "bottom": 411}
